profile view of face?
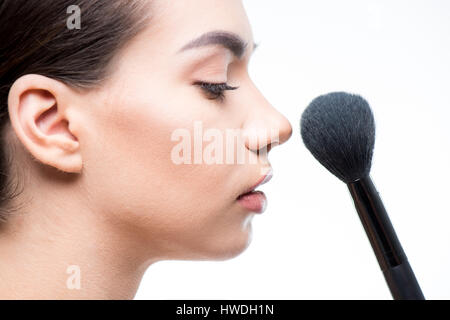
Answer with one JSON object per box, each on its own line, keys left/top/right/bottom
{"left": 54, "top": 0, "right": 291, "bottom": 262}
{"left": 6, "top": 0, "right": 292, "bottom": 272}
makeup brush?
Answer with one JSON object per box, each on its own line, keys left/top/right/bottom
{"left": 300, "top": 92, "right": 425, "bottom": 300}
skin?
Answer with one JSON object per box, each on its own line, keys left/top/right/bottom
{"left": 0, "top": 0, "right": 292, "bottom": 299}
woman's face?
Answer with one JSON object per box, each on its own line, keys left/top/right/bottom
{"left": 77, "top": 0, "right": 292, "bottom": 261}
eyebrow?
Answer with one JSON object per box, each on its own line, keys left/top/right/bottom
{"left": 178, "top": 31, "right": 257, "bottom": 59}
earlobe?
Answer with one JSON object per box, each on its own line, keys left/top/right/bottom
{"left": 7, "top": 74, "right": 83, "bottom": 174}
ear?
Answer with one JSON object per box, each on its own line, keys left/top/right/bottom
{"left": 7, "top": 74, "right": 82, "bottom": 173}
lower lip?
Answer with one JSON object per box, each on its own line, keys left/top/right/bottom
{"left": 237, "top": 191, "right": 267, "bottom": 213}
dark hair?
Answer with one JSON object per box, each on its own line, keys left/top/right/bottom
{"left": 0, "top": 0, "right": 151, "bottom": 222}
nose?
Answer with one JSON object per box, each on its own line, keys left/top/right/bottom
{"left": 242, "top": 84, "right": 293, "bottom": 154}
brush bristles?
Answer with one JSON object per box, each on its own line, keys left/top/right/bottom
{"left": 300, "top": 92, "right": 376, "bottom": 183}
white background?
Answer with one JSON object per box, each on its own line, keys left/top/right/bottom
{"left": 136, "top": 0, "right": 450, "bottom": 299}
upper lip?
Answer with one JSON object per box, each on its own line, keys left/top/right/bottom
{"left": 238, "top": 168, "right": 273, "bottom": 197}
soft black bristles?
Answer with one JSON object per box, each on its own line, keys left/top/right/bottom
{"left": 300, "top": 92, "right": 376, "bottom": 183}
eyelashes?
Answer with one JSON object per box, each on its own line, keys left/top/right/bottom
{"left": 194, "top": 81, "right": 239, "bottom": 102}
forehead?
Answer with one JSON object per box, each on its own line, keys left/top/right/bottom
{"left": 144, "top": 0, "right": 254, "bottom": 54}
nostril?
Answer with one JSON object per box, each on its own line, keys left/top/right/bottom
{"left": 255, "top": 142, "right": 273, "bottom": 156}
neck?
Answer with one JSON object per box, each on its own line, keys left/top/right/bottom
{"left": 0, "top": 176, "right": 155, "bottom": 299}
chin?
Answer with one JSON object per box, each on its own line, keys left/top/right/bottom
{"left": 197, "top": 224, "right": 254, "bottom": 262}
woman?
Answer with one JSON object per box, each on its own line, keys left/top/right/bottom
{"left": 0, "top": 0, "right": 292, "bottom": 299}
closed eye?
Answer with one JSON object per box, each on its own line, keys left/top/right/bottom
{"left": 194, "top": 81, "right": 239, "bottom": 102}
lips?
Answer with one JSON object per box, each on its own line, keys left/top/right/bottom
{"left": 236, "top": 168, "right": 273, "bottom": 213}
{"left": 238, "top": 168, "right": 273, "bottom": 197}
{"left": 237, "top": 191, "right": 267, "bottom": 213}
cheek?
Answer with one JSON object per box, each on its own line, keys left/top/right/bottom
{"left": 83, "top": 89, "right": 247, "bottom": 250}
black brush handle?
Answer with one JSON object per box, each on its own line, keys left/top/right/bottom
{"left": 347, "top": 176, "right": 425, "bottom": 300}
